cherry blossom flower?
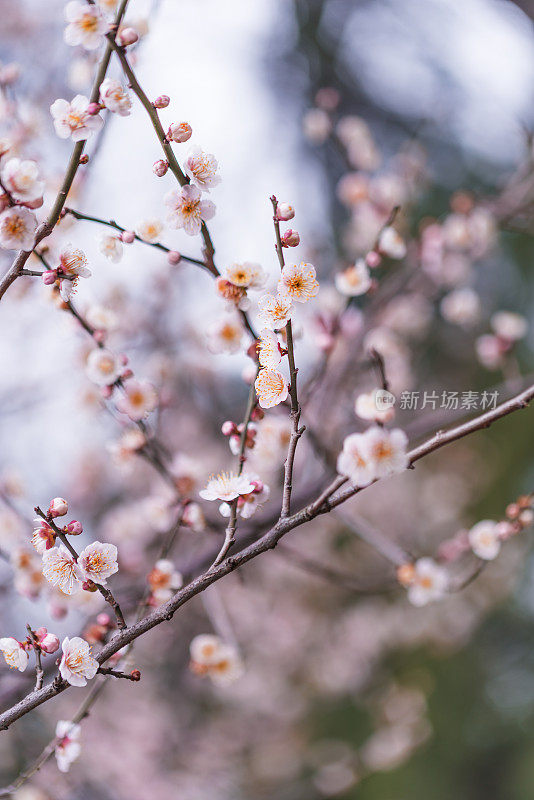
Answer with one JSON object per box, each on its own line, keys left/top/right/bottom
{"left": 76, "top": 541, "right": 118, "bottom": 585}
{"left": 363, "top": 426, "right": 409, "bottom": 479}
{"left": 116, "top": 380, "right": 158, "bottom": 420}
{"left": 491, "top": 311, "right": 528, "bottom": 342}
{"left": 59, "top": 636, "right": 98, "bottom": 687}
{"left": 57, "top": 244, "right": 91, "bottom": 300}
{"left": 64, "top": 1, "right": 108, "bottom": 50}
{"left": 276, "top": 202, "right": 295, "bottom": 221}
{"left": 190, "top": 634, "right": 223, "bottom": 666}
{"left": 35, "top": 627, "right": 60, "bottom": 654}
{"left": 85, "top": 349, "right": 120, "bottom": 386}
{"left": 49, "top": 497, "right": 69, "bottom": 518}
{"left": 167, "top": 121, "right": 192, "bottom": 143}
{"left": 404, "top": 558, "right": 448, "bottom": 607}
{"left": 278, "top": 262, "right": 319, "bottom": 304}
{"left": 220, "top": 478, "right": 270, "bottom": 519}
{"left": 107, "top": 427, "right": 146, "bottom": 467}
{"left": 0, "top": 206, "right": 37, "bottom": 250}
{"left": 31, "top": 518, "right": 56, "bottom": 554}
{"left": 206, "top": 315, "right": 245, "bottom": 354}
{"left": 0, "top": 638, "right": 28, "bottom": 671}
{"left": 258, "top": 328, "right": 281, "bottom": 368}
{"left": 378, "top": 227, "right": 407, "bottom": 260}
{"left": 99, "top": 234, "right": 123, "bottom": 262}
{"left": 440, "top": 288, "right": 480, "bottom": 327}
{"left": 255, "top": 368, "right": 289, "bottom": 409}
{"left": 189, "top": 634, "right": 244, "bottom": 686}
{"left": 215, "top": 277, "right": 249, "bottom": 310}
{"left": 165, "top": 184, "right": 215, "bottom": 235}
{"left": 86, "top": 305, "right": 118, "bottom": 331}
{"left": 0, "top": 157, "right": 44, "bottom": 203}
{"left": 199, "top": 472, "right": 256, "bottom": 502}
{"left": 182, "top": 502, "right": 205, "bottom": 532}
{"left": 42, "top": 545, "right": 83, "bottom": 595}
{"left": 171, "top": 454, "right": 204, "bottom": 497}
{"left": 335, "top": 259, "right": 372, "bottom": 297}
{"left": 468, "top": 519, "right": 501, "bottom": 560}
{"left": 257, "top": 292, "right": 293, "bottom": 330}
{"left": 208, "top": 644, "right": 244, "bottom": 686}
{"left": 99, "top": 77, "right": 131, "bottom": 116}
{"left": 184, "top": 146, "right": 221, "bottom": 192}
{"left": 135, "top": 218, "right": 163, "bottom": 243}
{"left": 225, "top": 262, "right": 266, "bottom": 290}
{"left": 55, "top": 720, "right": 81, "bottom": 773}
{"left": 148, "top": 558, "right": 183, "bottom": 604}
{"left": 337, "top": 432, "right": 376, "bottom": 487}
{"left": 355, "top": 390, "right": 395, "bottom": 424}
{"left": 50, "top": 95, "right": 103, "bottom": 141}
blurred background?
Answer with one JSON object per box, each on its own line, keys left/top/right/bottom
{"left": 1, "top": 0, "right": 534, "bottom": 798}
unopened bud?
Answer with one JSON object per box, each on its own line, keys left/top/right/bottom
{"left": 366, "top": 250, "right": 381, "bottom": 268}
{"left": 130, "top": 669, "right": 141, "bottom": 681}
{"left": 119, "top": 27, "right": 139, "bottom": 46}
{"left": 65, "top": 520, "right": 83, "bottom": 535}
{"left": 82, "top": 580, "right": 98, "bottom": 593}
{"left": 42, "top": 270, "right": 57, "bottom": 285}
{"left": 24, "top": 196, "right": 44, "bottom": 209}
{"left": 221, "top": 420, "right": 237, "bottom": 436}
{"left": 281, "top": 228, "right": 300, "bottom": 247}
{"left": 96, "top": 613, "right": 111, "bottom": 627}
{"left": 167, "top": 121, "right": 192, "bottom": 143}
{"left": 93, "top": 329, "right": 106, "bottom": 345}
{"left": 48, "top": 497, "right": 68, "bottom": 518}
{"left": 121, "top": 230, "right": 136, "bottom": 244}
{"left": 153, "top": 95, "right": 170, "bottom": 109}
{"left": 396, "top": 562, "right": 415, "bottom": 587}
{"left": 276, "top": 202, "right": 295, "bottom": 221}
{"left": 87, "top": 102, "right": 101, "bottom": 116}
{"left": 167, "top": 250, "right": 181, "bottom": 265}
{"left": 40, "top": 633, "right": 60, "bottom": 654}
{"left": 153, "top": 159, "right": 168, "bottom": 177}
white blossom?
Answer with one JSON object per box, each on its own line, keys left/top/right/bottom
{"left": 0, "top": 206, "right": 37, "bottom": 251}
{"left": 116, "top": 380, "right": 158, "bottom": 420}
{"left": 42, "top": 545, "right": 82, "bottom": 595}
{"left": 64, "top": 1, "right": 108, "bottom": 50}
{"left": 50, "top": 95, "right": 103, "bottom": 141}
{"left": 0, "top": 157, "right": 44, "bottom": 203}
{"left": 468, "top": 519, "right": 501, "bottom": 560}
{"left": 183, "top": 146, "right": 221, "bottom": 192}
{"left": 77, "top": 541, "right": 118, "bottom": 584}
{"left": 406, "top": 558, "right": 448, "bottom": 607}
{"left": 165, "top": 184, "right": 215, "bottom": 236}
{"left": 55, "top": 720, "right": 81, "bottom": 772}
{"left": 99, "top": 234, "right": 123, "bottom": 262}
{"left": 199, "top": 472, "right": 255, "bottom": 502}
{"left": 99, "top": 77, "right": 131, "bottom": 116}
{"left": 59, "top": 636, "right": 98, "bottom": 687}
{"left": 85, "top": 349, "right": 120, "bottom": 386}
{"left": 0, "top": 638, "right": 28, "bottom": 672}
{"left": 335, "top": 259, "right": 372, "bottom": 297}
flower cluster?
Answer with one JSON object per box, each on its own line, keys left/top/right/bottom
{"left": 189, "top": 634, "right": 243, "bottom": 686}
{"left": 337, "top": 426, "right": 409, "bottom": 487}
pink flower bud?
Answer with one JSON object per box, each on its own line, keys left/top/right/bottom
{"left": 281, "top": 229, "right": 300, "bottom": 247}
{"left": 87, "top": 102, "right": 102, "bottom": 116}
{"left": 121, "top": 230, "right": 136, "bottom": 244}
{"left": 24, "top": 196, "right": 44, "bottom": 209}
{"left": 97, "top": 613, "right": 111, "bottom": 627}
{"left": 82, "top": 580, "right": 98, "bottom": 592}
{"left": 35, "top": 627, "right": 48, "bottom": 640}
{"left": 119, "top": 27, "right": 139, "bottom": 46}
{"left": 93, "top": 329, "right": 106, "bottom": 345}
{"left": 42, "top": 270, "right": 57, "bottom": 285}
{"left": 48, "top": 497, "right": 68, "bottom": 518}
{"left": 167, "top": 250, "right": 181, "bottom": 266}
{"left": 366, "top": 250, "right": 381, "bottom": 268}
{"left": 153, "top": 159, "right": 168, "bottom": 177}
{"left": 121, "top": 368, "right": 133, "bottom": 380}
{"left": 101, "top": 385, "right": 113, "bottom": 399}
{"left": 221, "top": 420, "right": 237, "bottom": 436}
{"left": 119, "top": 353, "right": 129, "bottom": 366}
{"left": 251, "top": 480, "right": 264, "bottom": 494}
{"left": 167, "top": 122, "right": 192, "bottom": 143}
{"left": 276, "top": 202, "right": 295, "bottom": 221}
{"left": 154, "top": 95, "right": 170, "bottom": 109}
{"left": 65, "top": 520, "right": 83, "bottom": 535}
{"left": 40, "top": 633, "right": 59, "bottom": 654}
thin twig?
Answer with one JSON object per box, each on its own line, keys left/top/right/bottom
{"left": 271, "top": 195, "right": 305, "bottom": 517}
